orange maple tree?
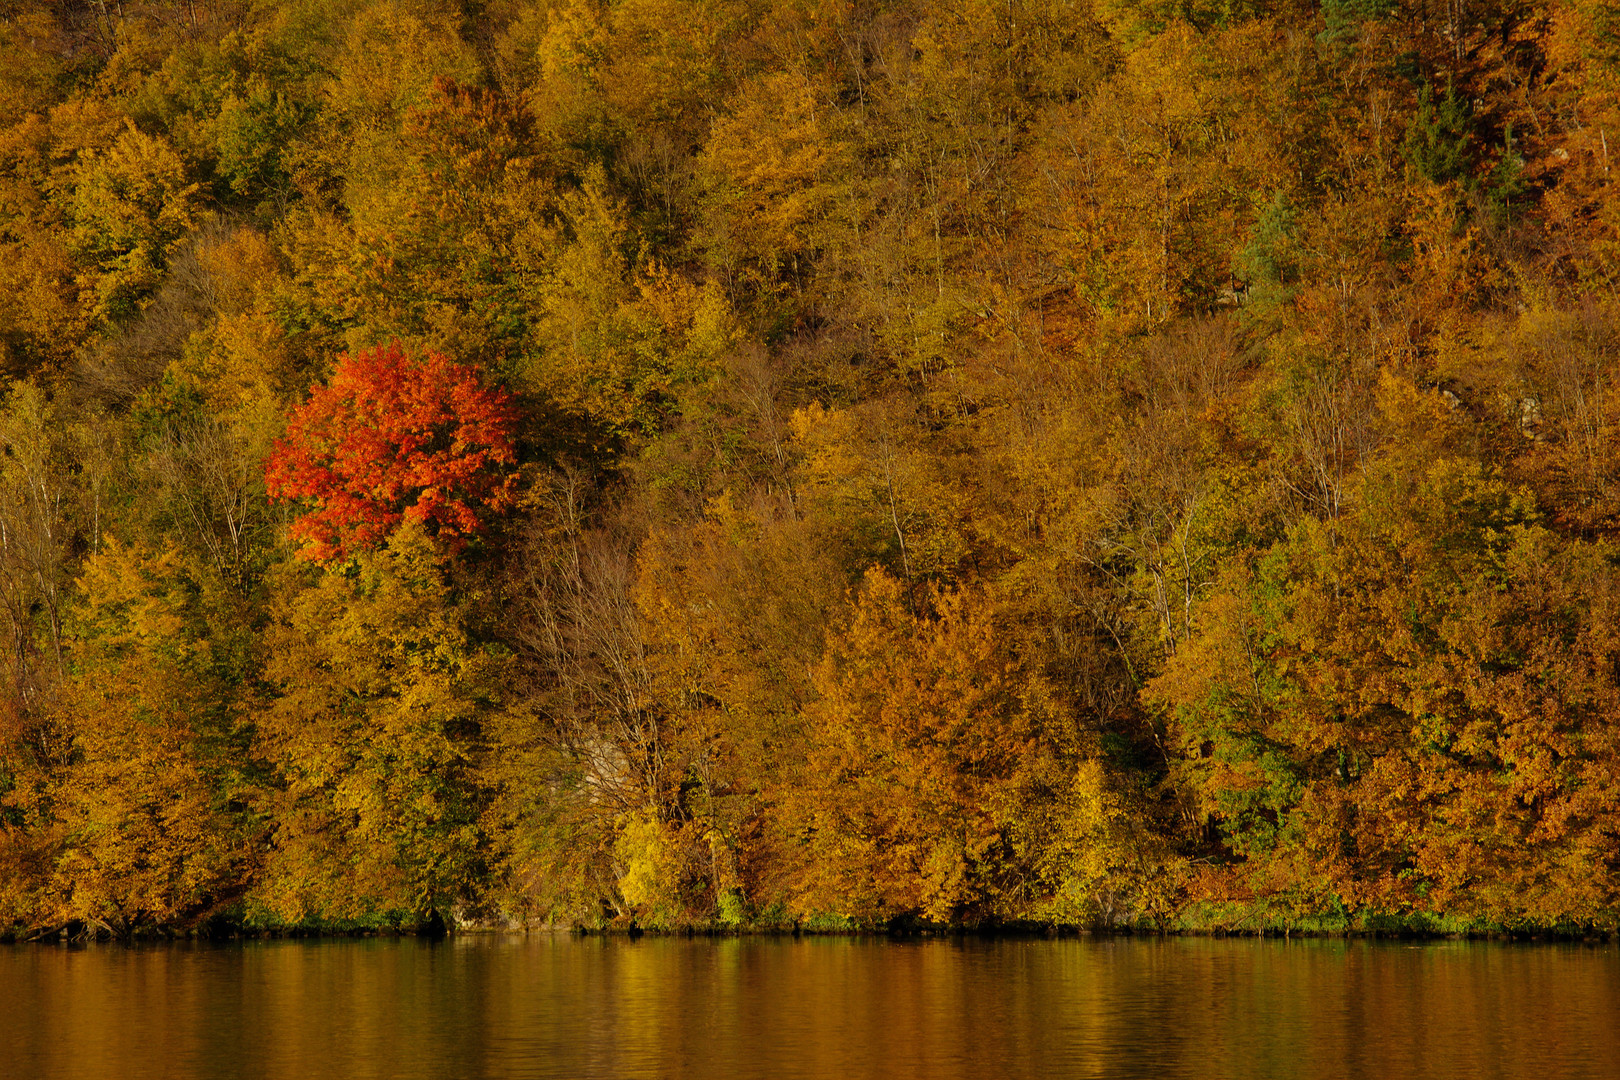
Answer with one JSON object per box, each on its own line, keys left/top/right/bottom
{"left": 265, "top": 343, "right": 519, "bottom": 561}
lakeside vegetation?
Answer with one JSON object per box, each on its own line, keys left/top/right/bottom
{"left": 1, "top": 0, "right": 1620, "bottom": 940}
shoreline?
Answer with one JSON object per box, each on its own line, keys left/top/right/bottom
{"left": 4, "top": 919, "right": 1614, "bottom": 946}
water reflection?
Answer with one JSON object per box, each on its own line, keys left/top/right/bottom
{"left": 1, "top": 935, "right": 1615, "bottom": 1079}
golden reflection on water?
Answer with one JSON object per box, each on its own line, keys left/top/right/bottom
{"left": 2, "top": 936, "right": 1616, "bottom": 1079}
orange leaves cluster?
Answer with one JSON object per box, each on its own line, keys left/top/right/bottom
{"left": 1149, "top": 448, "right": 1620, "bottom": 926}
{"left": 779, "top": 569, "right": 1053, "bottom": 923}
{"left": 265, "top": 342, "right": 519, "bottom": 562}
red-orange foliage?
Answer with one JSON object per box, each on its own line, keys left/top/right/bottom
{"left": 265, "top": 343, "right": 519, "bottom": 561}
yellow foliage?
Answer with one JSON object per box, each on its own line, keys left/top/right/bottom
{"left": 788, "top": 401, "right": 971, "bottom": 581}
{"left": 777, "top": 569, "right": 1060, "bottom": 923}
{"left": 254, "top": 521, "right": 494, "bottom": 921}
{"left": 68, "top": 121, "right": 200, "bottom": 323}
{"left": 527, "top": 170, "right": 738, "bottom": 433}
{"left": 47, "top": 540, "right": 249, "bottom": 933}
{"left": 614, "top": 808, "right": 686, "bottom": 923}
{"left": 699, "top": 67, "right": 850, "bottom": 293}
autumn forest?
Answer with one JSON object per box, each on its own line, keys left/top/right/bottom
{"left": 0, "top": 0, "right": 1618, "bottom": 939}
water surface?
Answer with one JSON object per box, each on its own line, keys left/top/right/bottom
{"left": 2, "top": 935, "right": 1615, "bottom": 1079}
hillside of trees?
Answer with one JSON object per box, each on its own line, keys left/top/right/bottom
{"left": 1, "top": 0, "right": 1619, "bottom": 938}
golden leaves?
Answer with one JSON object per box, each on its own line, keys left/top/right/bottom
{"left": 68, "top": 121, "right": 200, "bottom": 323}
{"left": 776, "top": 569, "right": 1057, "bottom": 922}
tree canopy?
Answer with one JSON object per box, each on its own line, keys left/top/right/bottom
{"left": 2, "top": 0, "right": 1620, "bottom": 938}
{"left": 265, "top": 342, "right": 519, "bottom": 562}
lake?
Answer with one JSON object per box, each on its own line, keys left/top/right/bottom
{"left": 1, "top": 935, "right": 1615, "bottom": 1078}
